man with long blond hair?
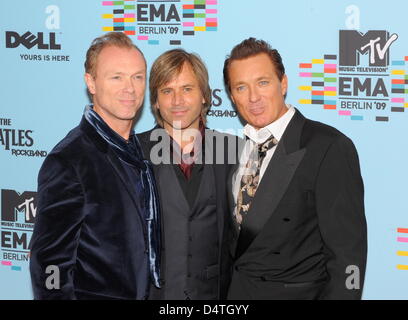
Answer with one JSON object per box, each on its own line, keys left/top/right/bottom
{"left": 138, "top": 49, "right": 240, "bottom": 300}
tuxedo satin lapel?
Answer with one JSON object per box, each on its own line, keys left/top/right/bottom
{"left": 229, "top": 135, "right": 250, "bottom": 257}
{"left": 235, "top": 144, "right": 305, "bottom": 259}
{"left": 228, "top": 134, "right": 247, "bottom": 237}
{"left": 228, "top": 163, "right": 241, "bottom": 238}
{"left": 227, "top": 163, "right": 239, "bottom": 215}
{"left": 235, "top": 109, "right": 307, "bottom": 260}
{"left": 227, "top": 162, "right": 240, "bottom": 258}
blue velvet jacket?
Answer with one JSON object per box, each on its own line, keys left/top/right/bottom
{"left": 30, "top": 117, "right": 151, "bottom": 299}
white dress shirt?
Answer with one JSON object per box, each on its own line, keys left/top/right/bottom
{"left": 232, "top": 104, "right": 296, "bottom": 216}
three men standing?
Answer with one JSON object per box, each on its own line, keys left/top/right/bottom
{"left": 30, "top": 32, "right": 367, "bottom": 300}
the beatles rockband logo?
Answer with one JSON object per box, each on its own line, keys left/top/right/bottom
{"left": 0, "top": 118, "right": 47, "bottom": 157}
{"left": 102, "top": 0, "right": 218, "bottom": 46}
{"left": 5, "top": 5, "right": 70, "bottom": 62}
{"left": 298, "top": 29, "right": 407, "bottom": 122}
{"left": 1, "top": 189, "right": 36, "bottom": 268}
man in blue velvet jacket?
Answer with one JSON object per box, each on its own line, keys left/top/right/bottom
{"left": 29, "top": 32, "right": 161, "bottom": 300}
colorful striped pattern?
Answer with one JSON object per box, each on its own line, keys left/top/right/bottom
{"left": 338, "top": 111, "right": 364, "bottom": 121}
{"left": 298, "top": 55, "right": 337, "bottom": 111}
{"left": 1, "top": 260, "right": 22, "bottom": 271}
{"left": 390, "top": 59, "right": 408, "bottom": 115}
{"left": 102, "top": 0, "right": 218, "bottom": 45}
{"left": 298, "top": 54, "right": 369, "bottom": 120}
{"left": 182, "top": 0, "right": 217, "bottom": 36}
{"left": 397, "top": 228, "right": 408, "bottom": 271}
{"left": 298, "top": 54, "right": 408, "bottom": 121}
{"left": 102, "top": 0, "right": 136, "bottom": 36}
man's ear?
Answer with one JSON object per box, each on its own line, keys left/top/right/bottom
{"left": 230, "top": 92, "right": 236, "bottom": 105}
{"left": 281, "top": 74, "right": 288, "bottom": 97}
{"left": 84, "top": 73, "right": 96, "bottom": 95}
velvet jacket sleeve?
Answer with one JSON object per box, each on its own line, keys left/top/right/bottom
{"left": 30, "top": 154, "right": 85, "bottom": 299}
{"left": 315, "top": 135, "right": 367, "bottom": 299}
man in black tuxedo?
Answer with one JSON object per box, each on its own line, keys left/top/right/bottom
{"left": 138, "top": 49, "right": 238, "bottom": 299}
{"left": 30, "top": 32, "right": 161, "bottom": 299}
{"left": 223, "top": 38, "right": 367, "bottom": 299}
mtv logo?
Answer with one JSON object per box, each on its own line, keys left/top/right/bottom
{"left": 1, "top": 189, "right": 37, "bottom": 223}
{"left": 339, "top": 30, "right": 398, "bottom": 67}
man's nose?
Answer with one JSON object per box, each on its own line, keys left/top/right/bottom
{"left": 172, "top": 90, "right": 184, "bottom": 106}
{"left": 248, "top": 86, "right": 260, "bottom": 103}
{"left": 123, "top": 77, "right": 135, "bottom": 93}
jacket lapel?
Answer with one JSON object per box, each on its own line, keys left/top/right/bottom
{"left": 228, "top": 162, "right": 241, "bottom": 250}
{"left": 204, "top": 130, "right": 227, "bottom": 250}
{"left": 105, "top": 149, "right": 143, "bottom": 212}
{"left": 213, "top": 163, "right": 225, "bottom": 251}
{"left": 228, "top": 133, "right": 248, "bottom": 238}
{"left": 235, "top": 109, "right": 307, "bottom": 260}
{"left": 80, "top": 117, "right": 142, "bottom": 213}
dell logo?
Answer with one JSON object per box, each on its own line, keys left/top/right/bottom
{"left": 5, "top": 31, "right": 61, "bottom": 50}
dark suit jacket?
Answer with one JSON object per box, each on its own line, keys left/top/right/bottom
{"left": 30, "top": 117, "right": 151, "bottom": 300}
{"left": 228, "top": 109, "right": 367, "bottom": 300}
{"left": 137, "top": 128, "right": 240, "bottom": 299}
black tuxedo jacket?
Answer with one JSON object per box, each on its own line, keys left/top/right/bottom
{"left": 137, "top": 128, "right": 240, "bottom": 299}
{"left": 228, "top": 109, "right": 367, "bottom": 300}
{"left": 30, "top": 117, "right": 151, "bottom": 299}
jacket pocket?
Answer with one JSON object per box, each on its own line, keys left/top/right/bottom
{"left": 283, "top": 278, "right": 327, "bottom": 288}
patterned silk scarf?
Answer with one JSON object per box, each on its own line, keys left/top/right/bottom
{"left": 84, "top": 105, "right": 161, "bottom": 288}
{"left": 236, "top": 134, "right": 278, "bottom": 225}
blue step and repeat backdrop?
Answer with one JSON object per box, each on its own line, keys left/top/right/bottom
{"left": 1, "top": 0, "right": 407, "bottom": 299}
